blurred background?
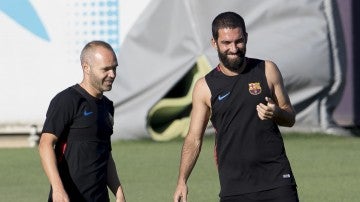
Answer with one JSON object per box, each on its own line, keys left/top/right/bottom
{"left": 0, "top": 0, "right": 359, "bottom": 146}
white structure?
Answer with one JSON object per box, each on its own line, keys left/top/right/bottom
{"left": 0, "top": 0, "right": 353, "bottom": 140}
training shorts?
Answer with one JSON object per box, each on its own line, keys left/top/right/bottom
{"left": 220, "top": 185, "right": 299, "bottom": 202}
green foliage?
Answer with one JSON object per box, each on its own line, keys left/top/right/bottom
{"left": 0, "top": 133, "right": 360, "bottom": 201}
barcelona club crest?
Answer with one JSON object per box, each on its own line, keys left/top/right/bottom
{"left": 248, "top": 82, "right": 262, "bottom": 95}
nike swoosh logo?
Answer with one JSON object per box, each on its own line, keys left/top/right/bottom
{"left": 84, "top": 110, "right": 93, "bottom": 116}
{"left": 218, "top": 92, "right": 230, "bottom": 101}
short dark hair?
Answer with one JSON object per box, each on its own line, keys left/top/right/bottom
{"left": 80, "top": 40, "right": 116, "bottom": 65}
{"left": 212, "top": 12, "right": 247, "bottom": 40}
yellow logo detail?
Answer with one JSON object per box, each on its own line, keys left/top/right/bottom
{"left": 248, "top": 82, "right": 262, "bottom": 95}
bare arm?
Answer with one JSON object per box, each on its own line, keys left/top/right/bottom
{"left": 173, "top": 77, "right": 211, "bottom": 202}
{"left": 107, "top": 153, "right": 126, "bottom": 202}
{"left": 38, "top": 133, "right": 69, "bottom": 202}
{"left": 256, "top": 60, "right": 296, "bottom": 127}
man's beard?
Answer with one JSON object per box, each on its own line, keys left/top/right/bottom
{"left": 218, "top": 49, "right": 246, "bottom": 71}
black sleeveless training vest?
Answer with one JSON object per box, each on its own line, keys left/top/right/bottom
{"left": 205, "top": 58, "right": 296, "bottom": 197}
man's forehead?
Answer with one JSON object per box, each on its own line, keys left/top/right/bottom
{"left": 219, "top": 27, "right": 244, "bottom": 34}
{"left": 218, "top": 27, "right": 245, "bottom": 39}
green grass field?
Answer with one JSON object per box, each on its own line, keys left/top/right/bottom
{"left": 1, "top": 133, "right": 360, "bottom": 202}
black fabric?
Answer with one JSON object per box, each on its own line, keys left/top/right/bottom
{"left": 42, "top": 84, "right": 113, "bottom": 202}
{"left": 220, "top": 185, "right": 299, "bottom": 202}
{"left": 205, "top": 58, "right": 296, "bottom": 198}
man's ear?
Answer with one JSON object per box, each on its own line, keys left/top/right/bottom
{"left": 82, "top": 63, "right": 90, "bottom": 74}
{"left": 211, "top": 38, "right": 217, "bottom": 48}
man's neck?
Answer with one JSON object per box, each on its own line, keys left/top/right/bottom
{"left": 79, "top": 82, "right": 103, "bottom": 99}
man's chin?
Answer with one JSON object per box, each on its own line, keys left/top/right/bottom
{"left": 227, "top": 60, "right": 245, "bottom": 71}
{"left": 103, "top": 86, "right": 112, "bottom": 92}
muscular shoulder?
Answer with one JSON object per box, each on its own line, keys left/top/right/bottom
{"left": 264, "top": 60, "right": 279, "bottom": 72}
{"left": 264, "top": 60, "right": 282, "bottom": 84}
{"left": 193, "top": 77, "right": 211, "bottom": 107}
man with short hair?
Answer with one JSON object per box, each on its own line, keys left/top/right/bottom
{"left": 39, "top": 40, "right": 126, "bottom": 202}
{"left": 174, "top": 12, "right": 299, "bottom": 202}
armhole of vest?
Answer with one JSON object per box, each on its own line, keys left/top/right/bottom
{"left": 256, "top": 59, "right": 266, "bottom": 78}
{"left": 260, "top": 60, "right": 272, "bottom": 95}
{"left": 261, "top": 60, "right": 266, "bottom": 72}
{"left": 204, "top": 73, "right": 213, "bottom": 95}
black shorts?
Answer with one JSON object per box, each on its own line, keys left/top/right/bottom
{"left": 220, "top": 185, "right": 299, "bottom": 202}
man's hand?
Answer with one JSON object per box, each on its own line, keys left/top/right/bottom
{"left": 173, "top": 183, "right": 188, "bottom": 202}
{"left": 52, "top": 189, "right": 69, "bottom": 202}
{"left": 115, "top": 186, "right": 126, "bottom": 202}
{"left": 256, "top": 97, "right": 277, "bottom": 120}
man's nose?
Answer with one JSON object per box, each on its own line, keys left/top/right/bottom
{"left": 229, "top": 43, "right": 238, "bottom": 53}
{"left": 108, "top": 70, "right": 116, "bottom": 78}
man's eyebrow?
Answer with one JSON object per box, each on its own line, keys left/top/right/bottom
{"left": 103, "top": 64, "right": 118, "bottom": 68}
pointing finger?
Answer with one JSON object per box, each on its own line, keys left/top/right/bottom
{"left": 265, "top": 97, "right": 275, "bottom": 105}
